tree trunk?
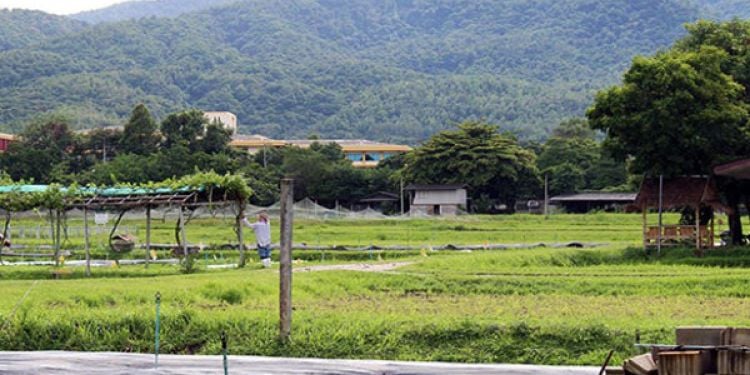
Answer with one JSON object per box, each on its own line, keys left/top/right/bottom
{"left": 727, "top": 185, "right": 744, "bottom": 245}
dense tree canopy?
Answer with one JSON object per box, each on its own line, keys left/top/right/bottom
{"left": 120, "top": 104, "right": 159, "bottom": 155}
{"left": 588, "top": 19, "right": 750, "bottom": 242}
{"left": 588, "top": 46, "right": 750, "bottom": 176}
{"left": 537, "top": 119, "right": 627, "bottom": 195}
{"left": 403, "top": 122, "right": 540, "bottom": 212}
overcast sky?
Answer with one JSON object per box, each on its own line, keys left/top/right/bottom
{"left": 0, "top": 0, "right": 128, "bottom": 15}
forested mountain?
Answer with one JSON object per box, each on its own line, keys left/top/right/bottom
{"left": 71, "top": 0, "right": 237, "bottom": 24}
{"left": 0, "top": 9, "right": 86, "bottom": 52}
{"left": 0, "top": 0, "right": 719, "bottom": 142}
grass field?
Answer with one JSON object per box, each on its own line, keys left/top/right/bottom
{"left": 0, "top": 213, "right": 747, "bottom": 365}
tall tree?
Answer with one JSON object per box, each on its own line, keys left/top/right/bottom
{"left": 403, "top": 121, "right": 540, "bottom": 212}
{"left": 121, "top": 104, "right": 159, "bottom": 155}
{"left": 200, "top": 120, "right": 232, "bottom": 154}
{"left": 588, "top": 21, "right": 750, "bottom": 243}
{"left": 587, "top": 47, "right": 749, "bottom": 176}
{"left": 160, "top": 109, "right": 207, "bottom": 151}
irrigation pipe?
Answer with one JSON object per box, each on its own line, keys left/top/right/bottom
{"left": 1, "top": 280, "right": 39, "bottom": 333}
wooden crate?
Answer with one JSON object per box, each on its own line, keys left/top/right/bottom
{"left": 718, "top": 328, "right": 750, "bottom": 375}
{"left": 658, "top": 351, "right": 702, "bottom": 375}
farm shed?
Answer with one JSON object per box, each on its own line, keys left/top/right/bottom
{"left": 405, "top": 184, "right": 467, "bottom": 216}
{"left": 634, "top": 176, "right": 726, "bottom": 250}
{"left": 549, "top": 192, "right": 636, "bottom": 213}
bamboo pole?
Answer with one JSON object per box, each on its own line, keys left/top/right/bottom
{"left": 279, "top": 178, "right": 294, "bottom": 341}
{"left": 84, "top": 207, "right": 91, "bottom": 277}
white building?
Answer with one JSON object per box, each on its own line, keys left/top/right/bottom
{"left": 204, "top": 111, "right": 238, "bottom": 135}
{"left": 406, "top": 184, "right": 468, "bottom": 216}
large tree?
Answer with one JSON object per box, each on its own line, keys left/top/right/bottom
{"left": 588, "top": 20, "right": 750, "bottom": 243}
{"left": 403, "top": 121, "right": 540, "bottom": 212}
{"left": 121, "top": 104, "right": 159, "bottom": 155}
{"left": 160, "top": 109, "right": 207, "bottom": 151}
{"left": 588, "top": 47, "right": 749, "bottom": 176}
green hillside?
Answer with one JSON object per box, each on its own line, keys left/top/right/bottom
{"left": 0, "top": 0, "right": 707, "bottom": 142}
{"left": 0, "top": 9, "right": 86, "bottom": 52}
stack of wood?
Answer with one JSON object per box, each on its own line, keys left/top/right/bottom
{"left": 606, "top": 326, "right": 750, "bottom": 375}
{"left": 622, "top": 353, "right": 657, "bottom": 374}
{"left": 719, "top": 328, "right": 750, "bottom": 374}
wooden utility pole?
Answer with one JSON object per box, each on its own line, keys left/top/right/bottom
{"left": 279, "top": 179, "right": 294, "bottom": 341}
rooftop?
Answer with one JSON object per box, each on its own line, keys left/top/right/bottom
{"left": 405, "top": 184, "right": 468, "bottom": 191}
{"left": 550, "top": 192, "right": 637, "bottom": 202}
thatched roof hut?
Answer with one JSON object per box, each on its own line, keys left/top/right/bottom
{"left": 635, "top": 176, "right": 724, "bottom": 250}
{"left": 634, "top": 176, "right": 726, "bottom": 211}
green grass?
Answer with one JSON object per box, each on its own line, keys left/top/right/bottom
{"left": 0, "top": 213, "right": 747, "bottom": 365}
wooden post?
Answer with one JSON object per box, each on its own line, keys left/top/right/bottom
{"left": 695, "top": 207, "right": 701, "bottom": 251}
{"left": 279, "top": 178, "right": 294, "bottom": 341}
{"left": 84, "top": 207, "right": 91, "bottom": 277}
{"left": 544, "top": 173, "right": 549, "bottom": 218}
{"left": 54, "top": 209, "right": 61, "bottom": 267}
{"left": 642, "top": 206, "right": 648, "bottom": 248}
{"left": 179, "top": 207, "right": 188, "bottom": 258}
{"left": 237, "top": 200, "right": 245, "bottom": 268}
{"left": 146, "top": 205, "right": 151, "bottom": 269}
{"left": 657, "top": 175, "right": 663, "bottom": 256}
{"left": 710, "top": 214, "right": 715, "bottom": 249}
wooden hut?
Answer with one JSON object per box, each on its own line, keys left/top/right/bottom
{"left": 634, "top": 176, "right": 726, "bottom": 250}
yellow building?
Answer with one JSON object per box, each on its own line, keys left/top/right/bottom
{"left": 230, "top": 135, "right": 411, "bottom": 168}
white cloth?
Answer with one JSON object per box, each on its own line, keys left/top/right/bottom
{"left": 243, "top": 218, "right": 271, "bottom": 247}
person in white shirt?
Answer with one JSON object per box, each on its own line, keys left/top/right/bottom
{"left": 242, "top": 212, "right": 272, "bottom": 268}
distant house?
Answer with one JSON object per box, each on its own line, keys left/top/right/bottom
{"left": 549, "top": 192, "right": 636, "bottom": 213}
{"left": 405, "top": 184, "right": 468, "bottom": 216}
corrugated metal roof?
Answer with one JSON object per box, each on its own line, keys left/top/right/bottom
{"left": 550, "top": 192, "right": 636, "bottom": 203}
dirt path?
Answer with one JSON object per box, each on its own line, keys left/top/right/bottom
{"left": 0, "top": 351, "right": 598, "bottom": 375}
{"left": 294, "top": 261, "right": 414, "bottom": 273}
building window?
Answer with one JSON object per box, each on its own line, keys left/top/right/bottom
{"left": 347, "top": 153, "right": 363, "bottom": 162}
{"left": 383, "top": 153, "right": 395, "bottom": 159}
{"left": 365, "top": 152, "right": 382, "bottom": 161}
